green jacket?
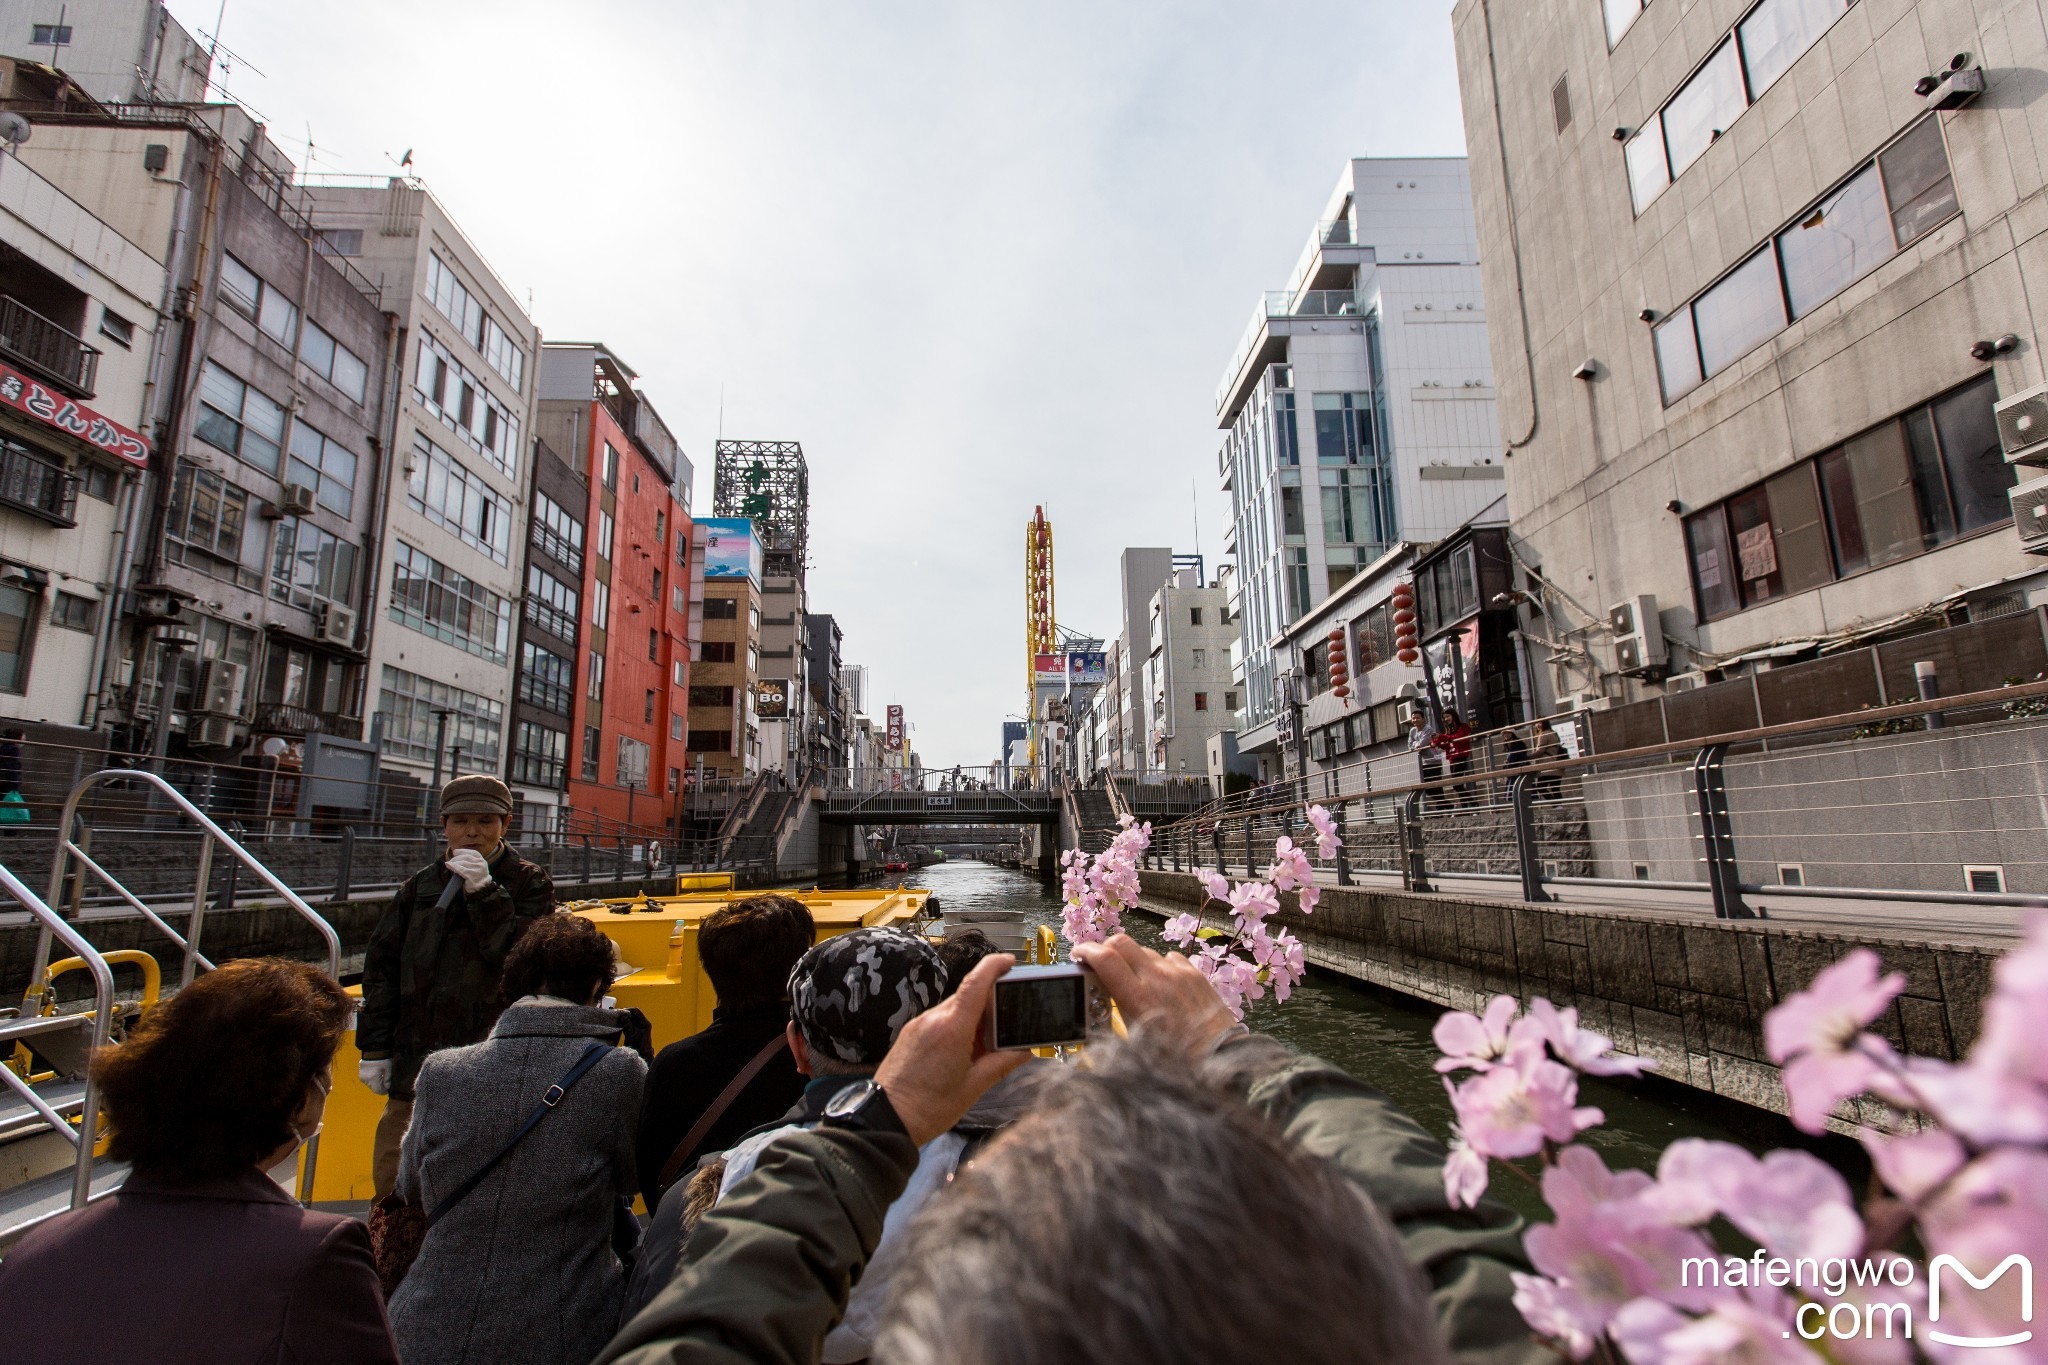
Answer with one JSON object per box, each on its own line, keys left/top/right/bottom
{"left": 596, "top": 1032, "right": 1548, "bottom": 1365}
{"left": 357, "top": 842, "right": 556, "bottom": 1096}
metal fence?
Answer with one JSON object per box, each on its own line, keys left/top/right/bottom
{"left": 1140, "top": 678, "right": 2048, "bottom": 920}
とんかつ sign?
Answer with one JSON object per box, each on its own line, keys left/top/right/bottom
{"left": 0, "top": 363, "right": 149, "bottom": 467}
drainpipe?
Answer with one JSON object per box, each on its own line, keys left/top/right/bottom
{"left": 359, "top": 308, "right": 405, "bottom": 723}
{"left": 1477, "top": 0, "right": 1541, "bottom": 453}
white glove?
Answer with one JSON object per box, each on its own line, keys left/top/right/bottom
{"left": 445, "top": 847, "right": 492, "bottom": 893}
{"left": 359, "top": 1058, "right": 392, "bottom": 1096}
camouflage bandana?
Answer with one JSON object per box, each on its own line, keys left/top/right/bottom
{"left": 787, "top": 927, "right": 948, "bottom": 1066}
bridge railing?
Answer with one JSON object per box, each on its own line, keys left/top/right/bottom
{"left": 818, "top": 766, "right": 1058, "bottom": 795}
{"left": 1138, "top": 677, "right": 2048, "bottom": 921}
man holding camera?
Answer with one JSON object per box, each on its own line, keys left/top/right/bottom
{"left": 357, "top": 775, "right": 557, "bottom": 1198}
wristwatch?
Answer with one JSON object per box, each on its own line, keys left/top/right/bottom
{"left": 819, "top": 1077, "right": 910, "bottom": 1138}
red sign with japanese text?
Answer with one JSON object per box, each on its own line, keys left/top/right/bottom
{"left": 0, "top": 362, "right": 150, "bottom": 467}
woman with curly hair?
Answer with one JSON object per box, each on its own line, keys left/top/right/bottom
{"left": 0, "top": 957, "right": 396, "bottom": 1364}
{"left": 389, "top": 912, "right": 647, "bottom": 1365}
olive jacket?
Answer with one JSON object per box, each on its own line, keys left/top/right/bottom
{"left": 594, "top": 1032, "right": 1547, "bottom": 1365}
{"left": 358, "top": 841, "right": 555, "bottom": 1096}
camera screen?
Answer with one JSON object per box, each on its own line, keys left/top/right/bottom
{"left": 993, "top": 973, "right": 1088, "bottom": 1049}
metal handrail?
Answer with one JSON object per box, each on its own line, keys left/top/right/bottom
{"left": 0, "top": 860, "right": 113, "bottom": 1211}
{"left": 34, "top": 769, "right": 343, "bottom": 1205}
{"left": 1155, "top": 677, "right": 2048, "bottom": 836}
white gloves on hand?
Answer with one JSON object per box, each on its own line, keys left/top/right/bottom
{"left": 359, "top": 1058, "right": 392, "bottom": 1096}
{"left": 445, "top": 847, "right": 493, "bottom": 893}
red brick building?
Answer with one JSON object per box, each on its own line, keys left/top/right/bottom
{"left": 533, "top": 342, "right": 690, "bottom": 840}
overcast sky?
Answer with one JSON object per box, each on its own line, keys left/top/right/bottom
{"left": 172, "top": 0, "right": 1471, "bottom": 767}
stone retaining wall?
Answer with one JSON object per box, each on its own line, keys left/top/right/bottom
{"left": 1139, "top": 870, "right": 2002, "bottom": 1132}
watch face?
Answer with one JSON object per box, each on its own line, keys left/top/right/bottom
{"left": 823, "top": 1077, "right": 879, "bottom": 1120}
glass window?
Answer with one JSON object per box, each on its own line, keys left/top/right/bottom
{"left": 258, "top": 288, "right": 298, "bottom": 347}
{"left": 300, "top": 321, "right": 369, "bottom": 403}
{"left": 378, "top": 665, "right": 501, "bottom": 769}
{"left": 165, "top": 463, "right": 261, "bottom": 588}
{"left": 407, "top": 434, "right": 511, "bottom": 564}
{"left": 1738, "top": 0, "right": 1849, "bottom": 98}
{"left": 1820, "top": 423, "right": 1920, "bottom": 575}
{"left": 1727, "top": 485, "right": 1784, "bottom": 603}
{"left": 286, "top": 421, "right": 357, "bottom": 518}
{"left": 50, "top": 591, "right": 97, "bottom": 632}
{"left": 597, "top": 509, "right": 615, "bottom": 560}
{"left": 414, "top": 333, "right": 518, "bottom": 477}
{"left": 518, "top": 641, "right": 575, "bottom": 715}
{"left": 602, "top": 443, "right": 619, "bottom": 490}
{"left": 0, "top": 582, "right": 38, "bottom": 691}
{"left": 1779, "top": 165, "right": 1893, "bottom": 319}
{"left": 1765, "top": 464, "right": 1833, "bottom": 596}
{"left": 386, "top": 542, "right": 508, "bottom": 661}
{"left": 219, "top": 255, "right": 261, "bottom": 317}
{"left": 582, "top": 725, "right": 601, "bottom": 781}
{"left": 588, "top": 651, "right": 605, "bottom": 702}
{"left": 1930, "top": 375, "right": 2011, "bottom": 535}
{"left": 1653, "top": 308, "right": 1703, "bottom": 403}
{"left": 1604, "top": 0, "right": 1647, "bottom": 47}
{"left": 271, "top": 517, "right": 359, "bottom": 612}
{"left": 1312, "top": 393, "right": 1372, "bottom": 464}
{"left": 529, "top": 489, "right": 584, "bottom": 573}
{"left": 1662, "top": 40, "right": 1746, "bottom": 179}
{"left": 592, "top": 579, "right": 610, "bottom": 630}
{"left": 1879, "top": 117, "right": 1959, "bottom": 246}
{"left": 702, "top": 596, "right": 738, "bottom": 620}
{"left": 1686, "top": 508, "right": 1741, "bottom": 620}
{"left": 194, "top": 362, "right": 285, "bottom": 474}
{"left": 1280, "top": 484, "right": 1305, "bottom": 538}
{"left": 510, "top": 721, "right": 568, "bottom": 788}
{"left": 1274, "top": 393, "right": 1299, "bottom": 466}
{"left": 1626, "top": 115, "right": 1670, "bottom": 213}
{"left": 524, "top": 564, "right": 579, "bottom": 640}
{"left": 1694, "top": 248, "right": 1787, "bottom": 377}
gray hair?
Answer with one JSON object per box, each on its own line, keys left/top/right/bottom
{"left": 875, "top": 1031, "right": 1451, "bottom": 1365}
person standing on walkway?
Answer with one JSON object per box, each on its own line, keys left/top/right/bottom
{"left": 1434, "top": 710, "right": 1475, "bottom": 806}
{"left": 358, "top": 774, "right": 556, "bottom": 1198}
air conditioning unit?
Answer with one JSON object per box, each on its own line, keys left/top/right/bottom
{"left": 1665, "top": 670, "right": 1709, "bottom": 693}
{"left": 2012, "top": 472, "right": 2048, "bottom": 554}
{"left": 1559, "top": 690, "right": 1613, "bottom": 713}
{"left": 191, "top": 714, "right": 239, "bottom": 749}
{"left": 194, "top": 659, "right": 247, "bottom": 716}
{"left": 279, "top": 483, "right": 316, "bottom": 516}
{"left": 1995, "top": 383, "right": 2048, "bottom": 466}
{"left": 318, "top": 603, "right": 357, "bottom": 647}
{"left": 1608, "top": 594, "right": 1667, "bottom": 674}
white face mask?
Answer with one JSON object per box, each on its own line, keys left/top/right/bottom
{"left": 268, "top": 1074, "right": 331, "bottom": 1188}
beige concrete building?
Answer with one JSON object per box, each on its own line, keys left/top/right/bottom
{"left": 304, "top": 181, "right": 539, "bottom": 799}
{"left": 1452, "top": 0, "right": 2048, "bottom": 712}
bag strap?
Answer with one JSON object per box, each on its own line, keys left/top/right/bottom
{"left": 657, "top": 1033, "right": 788, "bottom": 1194}
{"left": 428, "top": 1041, "right": 611, "bottom": 1225}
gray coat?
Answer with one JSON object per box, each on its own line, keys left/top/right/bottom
{"left": 389, "top": 1001, "right": 646, "bottom": 1365}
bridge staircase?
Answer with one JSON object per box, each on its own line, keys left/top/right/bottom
{"left": 0, "top": 769, "right": 339, "bottom": 1251}
{"left": 1066, "top": 786, "right": 1119, "bottom": 857}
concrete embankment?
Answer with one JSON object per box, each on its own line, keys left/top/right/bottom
{"left": 1137, "top": 870, "right": 2003, "bottom": 1133}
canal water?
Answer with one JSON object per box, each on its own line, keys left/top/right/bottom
{"left": 916, "top": 857, "right": 1826, "bottom": 1222}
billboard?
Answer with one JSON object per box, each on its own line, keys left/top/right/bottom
{"left": 886, "top": 704, "right": 905, "bottom": 751}
{"left": 754, "top": 678, "right": 790, "bottom": 719}
{"left": 699, "top": 517, "right": 761, "bottom": 583}
{"left": 1066, "top": 651, "right": 1108, "bottom": 687}
{"left": 1033, "top": 652, "right": 1067, "bottom": 686}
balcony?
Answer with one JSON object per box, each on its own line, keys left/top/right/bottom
{"left": 0, "top": 295, "right": 99, "bottom": 398}
{"left": 1216, "top": 286, "right": 1365, "bottom": 420}
{"left": 254, "top": 701, "right": 363, "bottom": 740}
{"left": 0, "top": 440, "right": 78, "bottom": 525}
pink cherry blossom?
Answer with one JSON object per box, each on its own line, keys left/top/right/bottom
{"left": 1266, "top": 837, "right": 1314, "bottom": 892}
{"left": 1860, "top": 1128, "right": 1968, "bottom": 1205}
{"left": 1196, "top": 867, "right": 1231, "bottom": 904}
{"left": 1763, "top": 949, "right": 1906, "bottom": 1133}
{"left": 1433, "top": 994, "right": 1527, "bottom": 1074}
{"left": 1295, "top": 882, "right": 1320, "bottom": 915}
{"left": 1305, "top": 804, "right": 1342, "bottom": 859}
{"left": 1444, "top": 1136, "right": 1490, "bottom": 1210}
{"left": 1609, "top": 1290, "right": 1811, "bottom": 1365}
{"left": 1227, "top": 878, "right": 1280, "bottom": 925}
{"left": 1448, "top": 1052, "right": 1603, "bottom": 1160}
{"left": 1512, "top": 1272, "right": 1604, "bottom": 1360}
{"left": 1642, "top": 1140, "right": 1862, "bottom": 1262}
{"left": 1876, "top": 1054, "right": 2048, "bottom": 1146}
{"left": 1916, "top": 1146, "right": 2048, "bottom": 1357}
{"left": 1161, "top": 913, "right": 1201, "bottom": 948}
{"left": 1525, "top": 998, "right": 1652, "bottom": 1077}
{"left": 1521, "top": 1148, "right": 1724, "bottom": 1332}
{"left": 1969, "top": 915, "right": 2048, "bottom": 1091}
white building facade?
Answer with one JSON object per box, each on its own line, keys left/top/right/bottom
{"left": 1217, "top": 156, "right": 1506, "bottom": 767}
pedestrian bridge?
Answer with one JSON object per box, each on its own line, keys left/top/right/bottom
{"left": 817, "top": 767, "right": 1059, "bottom": 827}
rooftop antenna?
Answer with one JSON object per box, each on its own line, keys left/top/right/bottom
{"left": 717, "top": 382, "right": 725, "bottom": 442}
{"left": 1191, "top": 478, "right": 1201, "bottom": 578}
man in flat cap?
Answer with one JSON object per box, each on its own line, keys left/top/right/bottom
{"left": 358, "top": 774, "right": 557, "bottom": 1196}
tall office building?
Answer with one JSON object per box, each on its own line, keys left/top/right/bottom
{"left": 1216, "top": 157, "right": 1504, "bottom": 772}
{"left": 713, "top": 440, "right": 809, "bottom": 774}
{"left": 1452, "top": 0, "right": 2040, "bottom": 714}
{"left": 306, "top": 180, "right": 540, "bottom": 806}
